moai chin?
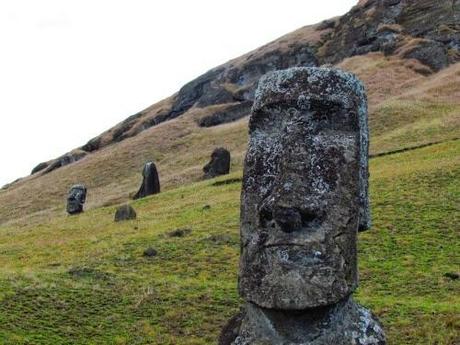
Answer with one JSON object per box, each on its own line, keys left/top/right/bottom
{"left": 220, "top": 67, "right": 385, "bottom": 345}
{"left": 66, "top": 184, "right": 87, "bottom": 215}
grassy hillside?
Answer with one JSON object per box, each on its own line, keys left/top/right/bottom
{"left": 0, "top": 57, "right": 459, "bottom": 226}
{"left": 0, "top": 140, "right": 458, "bottom": 344}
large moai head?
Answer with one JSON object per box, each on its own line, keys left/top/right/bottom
{"left": 239, "top": 67, "right": 370, "bottom": 310}
{"left": 66, "top": 184, "right": 87, "bottom": 215}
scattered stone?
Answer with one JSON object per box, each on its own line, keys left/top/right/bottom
{"left": 203, "top": 148, "right": 231, "bottom": 179}
{"left": 114, "top": 204, "right": 137, "bottom": 222}
{"left": 167, "top": 228, "right": 192, "bottom": 238}
{"left": 202, "top": 204, "right": 211, "bottom": 211}
{"left": 133, "top": 161, "right": 160, "bottom": 200}
{"left": 143, "top": 247, "right": 157, "bottom": 257}
{"left": 66, "top": 184, "right": 87, "bottom": 215}
{"left": 444, "top": 272, "right": 459, "bottom": 280}
{"left": 68, "top": 266, "right": 113, "bottom": 280}
{"left": 221, "top": 67, "right": 385, "bottom": 344}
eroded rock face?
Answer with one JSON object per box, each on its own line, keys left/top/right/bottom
{"left": 133, "top": 162, "right": 160, "bottom": 200}
{"left": 239, "top": 67, "right": 370, "bottom": 310}
{"left": 221, "top": 67, "right": 385, "bottom": 344}
{"left": 66, "top": 184, "right": 87, "bottom": 215}
{"left": 203, "top": 148, "right": 231, "bottom": 179}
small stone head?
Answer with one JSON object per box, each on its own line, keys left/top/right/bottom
{"left": 66, "top": 184, "right": 87, "bottom": 215}
{"left": 239, "top": 67, "right": 370, "bottom": 310}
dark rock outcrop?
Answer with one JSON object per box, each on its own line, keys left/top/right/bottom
{"left": 198, "top": 101, "right": 252, "bottom": 127}
{"left": 320, "top": 0, "right": 459, "bottom": 69}
{"left": 31, "top": 162, "right": 49, "bottom": 175}
{"left": 81, "top": 137, "right": 101, "bottom": 153}
{"left": 133, "top": 162, "right": 160, "bottom": 200}
{"left": 114, "top": 204, "right": 137, "bottom": 222}
{"left": 203, "top": 148, "right": 231, "bottom": 179}
{"left": 42, "top": 150, "right": 87, "bottom": 175}
{"left": 399, "top": 39, "right": 449, "bottom": 71}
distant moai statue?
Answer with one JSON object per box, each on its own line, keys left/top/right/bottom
{"left": 219, "top": 67, "right": 386, "bottom": 345}
{"left": 133, "top": 162, "right": 160, "bottom": 200}
{"left": 66, "top": 184, "right": 87, "bottom": 215}
{"left": 203, "top": 147, "right": 231, "bottom": 179}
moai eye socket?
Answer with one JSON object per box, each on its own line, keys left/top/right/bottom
{"left": 310, "top": 98, "right": 359, "bottom": 133}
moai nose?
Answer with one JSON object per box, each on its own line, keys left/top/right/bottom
{"left": 273, "top": 206, "right": 303, "bottom": 233}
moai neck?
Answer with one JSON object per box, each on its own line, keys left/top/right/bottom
{"left": 234, "top": 297, "right": 385, "bottom": 345}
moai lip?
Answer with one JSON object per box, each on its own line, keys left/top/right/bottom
{"left": 66, "top": 184, "right": 87, "bottom": 215}
{"left": 239, "top": 67, "right": 370, "bottom": 310}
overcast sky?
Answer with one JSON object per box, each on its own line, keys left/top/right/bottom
{"left": 0, "top": 0, "right": 357, "bottom": 186}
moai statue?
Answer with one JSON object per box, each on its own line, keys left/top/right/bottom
{"left": 219, "top": 67, "right": 386, "bottom": 345}
{"left": 66, "top": 184, "right": 87, "bottom": 215}
{"left": 203, "top": 147, "right": 231, "bottom": 179}
{"left": 133, "top": 161, "right": 160, "bottom": 200}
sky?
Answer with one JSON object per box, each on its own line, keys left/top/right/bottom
{"left": 0, "top": 0, "right": 357, "bottom": 187}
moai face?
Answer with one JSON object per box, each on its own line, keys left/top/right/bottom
{"left": 239, "top": 68, "right": 369, "bottom": 310}
{"left": 66, "top": 184, "right": 87, "bottom": 215}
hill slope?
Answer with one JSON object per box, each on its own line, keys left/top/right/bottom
{"left": 0, "top": 141, "right": 458, "bottom": 344}
{"left": 0, "top": 0, "right": 459, "bottom": 225}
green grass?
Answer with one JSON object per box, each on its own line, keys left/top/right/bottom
{"left": 0, "top": 140, "right": 459, "bottom": 344}
{"left": 370, "top": 100, "right": 460, "bottom": 155}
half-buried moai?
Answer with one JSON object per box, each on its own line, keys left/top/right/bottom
{"left": 203, "top": 147, "right": 231, "bottom": 179}
{"left": 133, "top": 161, "right": 160, "bottom": 200}
{"left": 66, "top": 184, "right": 87, "bottom": 215}
{"left": 219, "top": 67, "right": 386, "bottom": 345}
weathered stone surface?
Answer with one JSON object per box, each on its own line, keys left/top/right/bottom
{"left": 81, "top": 136, "right": 101, "bottom": 152}
{"left": 133, "top": 162, "right": 160, "bottom": 200}
{"left": 219, "top": 312, "right": 245, "bottom": 345}
{"left": 198, "top": 101, "right": 252, "bottom": 127}
{"left": 320, "top": 0, "right": 459, "bottom": 67}
{"left": 400, "top": 39, "right": 449, "bottom": 72}
{"left": 221, "top": 67, "right": 385, "bottom": 344}
{"left": 31, "top": 162, "right": 49, "bottom": 175}
{"left": 114, "top": 204, "right": 137, "bottom": 222}
{"left": 66, "top": 184, "right": 87, "bottom": 215}
{"left": 228, "top": 297, "right": 385, "bottom": 345}
{"left": 239, "top": 67, "right": 370, "bottom": 310}
{"left": 203, "top": 148, "right": 231, "bottom": 179}
{"left": 43, "top": 150, "right": 87, "bottom": 175}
